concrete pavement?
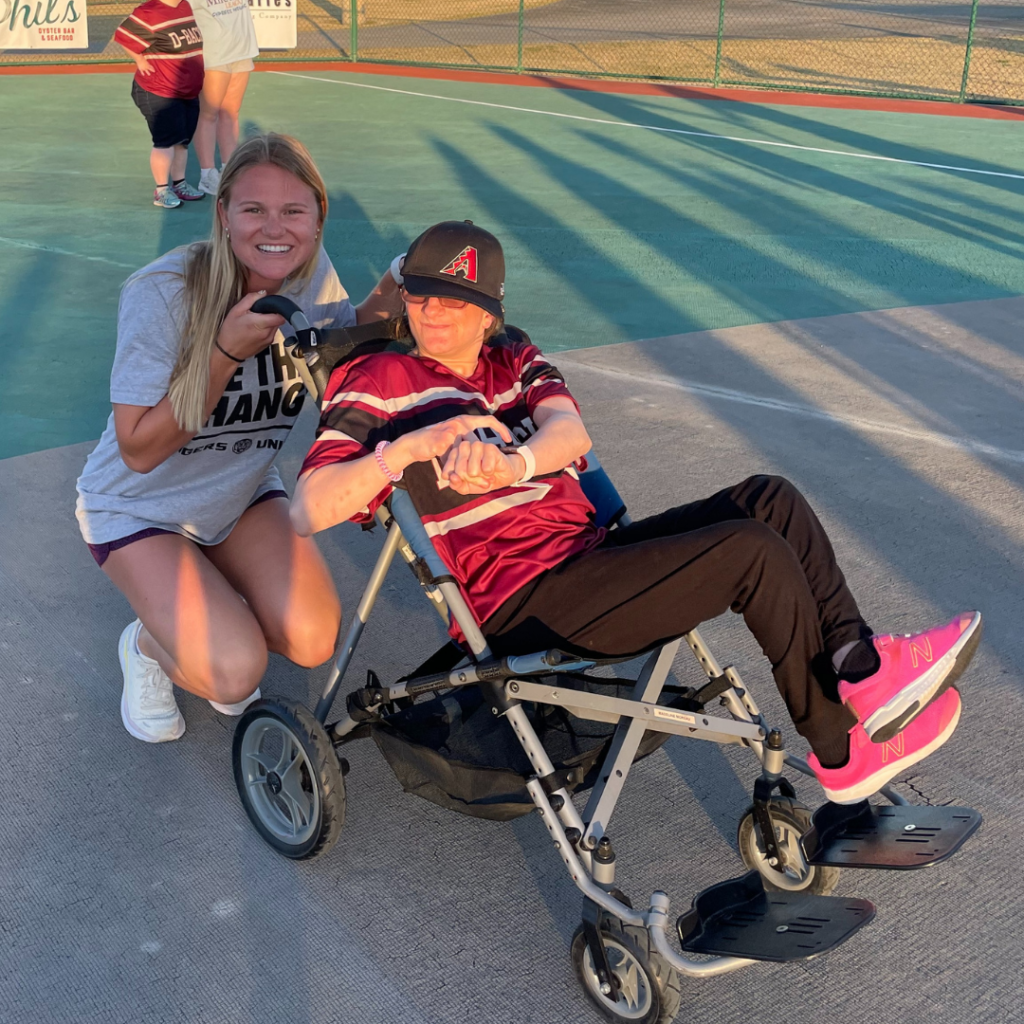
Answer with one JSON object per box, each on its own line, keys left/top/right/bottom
{"left": 1, "top": 296, "right": 1021, "bottom": 1023}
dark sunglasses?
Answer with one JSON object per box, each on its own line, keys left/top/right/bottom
{"left": 402, "top": 290, "right": 469, "bottom": 309}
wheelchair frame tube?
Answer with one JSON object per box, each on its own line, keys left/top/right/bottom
{"left": 396, "top": 534, "right": 450, "bottom": 623}
{"left": 315, "top": 513, "right": 405, "bottom": 723}
{"left": 684, "top": 628, "right": 909, "bottom": 806}
{"left": 437, "top": 580, "right": 489, "bottom": 656}
{"left": 503, "top": 680, "right": 764, "bottom": 746}
{"left": 646, "top": 894, "right": 754, "bottom": 978}
{"left": 433, "top": 557, "right": 604, "bottom": 873}
{"left": 580, "top": 641, "right": 681, "bottom": 849}
{"left": 528, "top": 778, "right": 756, "bottom": 979}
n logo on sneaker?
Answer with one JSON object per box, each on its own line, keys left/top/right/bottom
{"left": 439, "top": 246, "right": 478, "bottom": 282}
{"left": 881, "top": 733, "right": 905, "bottom": 764}
{"left": 909, "top": 637, "right": 933, "bottom": 669}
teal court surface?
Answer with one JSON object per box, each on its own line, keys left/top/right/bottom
{"left": 4, "top": 68, "right": 1024, "bottom": 458}
{"left": 1, "top": 68, "right": 1024, "bottom": 1024}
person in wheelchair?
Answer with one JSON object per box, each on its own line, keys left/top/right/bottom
{"left": 291, "top": 219, "right": 981, "bottom": 806}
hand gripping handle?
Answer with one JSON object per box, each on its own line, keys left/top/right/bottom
{"left": 251, "top": 294, "right": 309, "bottom": 331}
{"left": 250, "top": 294, "right": 328, "bottom": 400}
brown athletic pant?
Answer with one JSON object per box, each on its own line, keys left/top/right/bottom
{"left": 482, "top": 475, "right": 866, "bottom": 762}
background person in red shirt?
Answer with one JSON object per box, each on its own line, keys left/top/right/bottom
{"left": 115, "top": 0, "right": 205, "bottom": 209}
{"left": 291, "top": 220, "right": 981, "bottom": 808}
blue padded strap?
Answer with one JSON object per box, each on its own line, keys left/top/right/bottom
{"left": 578, "top": 452, "right": 628, "bottom": 530}
{"left": 389, "top": 489, "right": 453, "bottom": 581}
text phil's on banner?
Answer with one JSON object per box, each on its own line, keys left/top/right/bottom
{"left": 0, "top": 0, "right": 89, "bottom": 49}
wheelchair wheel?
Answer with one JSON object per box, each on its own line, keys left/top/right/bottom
{"left": 571, "top": 919, "right": 681, "bottom": 1024}
{"left": 737, "top": 796, "right": 839, "bottom": 895}
{"left": 233, "top": 699, "right": 345, "bottom": 861}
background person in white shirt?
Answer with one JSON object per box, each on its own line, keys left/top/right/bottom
{"left": 190, "top": 0, "right": 260, "bottom": 195}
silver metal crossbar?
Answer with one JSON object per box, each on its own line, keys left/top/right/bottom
{"left": 504, "top": 678, "right": 766, "bottom": 746}
{"left": 580, "top": 643, "right": 680, "bottom": 848}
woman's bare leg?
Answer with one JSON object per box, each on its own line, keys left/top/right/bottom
{"left": 169, "top": 144, "right": 188, "bottom": 182}
{"left": 214, "top": 72, "right": 250, "bottom": 164}
{"left": 102, "top": 532, "right": 268, "bottom": 704}
{"left": 148, "top": 146, "right": 173, "bottom": 187}
{"left": 195, "top": 69, "right": 231, "bottom": 170}
{"left": 204, "top": 497, "right": 341, "bottom": 668}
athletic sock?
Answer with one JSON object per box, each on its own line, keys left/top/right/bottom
{"left": 835, "top": 638, "right": 881, "bottom": 683}
{"left": 172, "top": 178, "right": 184, "bottom": 186}
{"left": 816, "top": 737, "right": 850, "bottom": 770}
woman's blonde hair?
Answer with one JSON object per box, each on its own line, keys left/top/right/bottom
{"left": 167, "top": 132, "right": 328, "bottom": 432}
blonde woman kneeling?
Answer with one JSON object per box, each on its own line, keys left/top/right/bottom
{"left": 76, "top": 132, "right": 403, "bottom": 743}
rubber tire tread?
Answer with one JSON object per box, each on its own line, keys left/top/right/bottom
{"left": 572, "top": 918, "right": 682, "bottom": 1024}
{"left": 233, "top": 699, "right": 346, "bottom": 861}
{"left": 737, "top": 796, "right": 840, "bottom": 896}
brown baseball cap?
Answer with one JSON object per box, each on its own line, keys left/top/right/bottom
{"left": 401, "top": 220, "right": 505, "bottom": 319}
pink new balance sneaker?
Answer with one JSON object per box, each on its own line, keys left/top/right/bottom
{"left": 838, "top": 611, "right": 981, "bottom": 743}
{"left": 810, "top": 687, "right": 962, "bottom": 804}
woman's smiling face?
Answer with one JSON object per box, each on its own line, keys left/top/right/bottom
{"left": 218, "top": 163, "right": 322, "bottom": 292}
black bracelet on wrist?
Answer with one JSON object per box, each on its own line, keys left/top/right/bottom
{"left": 215, "top": 339, "right": 246, "bottom": 364}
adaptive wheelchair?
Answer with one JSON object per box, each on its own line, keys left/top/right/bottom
{"left": 231, "top": 295, "right": 982, "bottom": 1024}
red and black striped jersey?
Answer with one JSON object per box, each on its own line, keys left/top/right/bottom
{"left": 301, "top": 338, "right": 604, "bottom": 635}
{"left": 115, "top": 0, "right": 204, "bottom": 99}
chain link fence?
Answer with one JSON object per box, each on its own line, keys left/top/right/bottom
{"left": 3, "top": 0, "right": 1022, "bottom": 105}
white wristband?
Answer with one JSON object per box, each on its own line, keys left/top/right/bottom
{"left": 514, "top": 444, "right": 536, "bottom": 484}
{"left": 389, "top": 252, "right": 407, "bottom": 286}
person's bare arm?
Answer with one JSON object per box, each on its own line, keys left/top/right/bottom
{"left": 290, "top": 414, "right": 513, "bottom": 536}
{"left": 440, "top": 397, "right": 591, "bottom": 494}
{"left": 119, "top": 42, "right": 154, "bottom": 75}
{"left": 355, "top": 270, "right": 403, "bottom": 324}
{"left": 114, "top": 292, "right": 285, "bottom": 474}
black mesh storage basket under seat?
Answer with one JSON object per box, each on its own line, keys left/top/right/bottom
{"left": 371, "top": 676, "right": 674, "bottom": 821}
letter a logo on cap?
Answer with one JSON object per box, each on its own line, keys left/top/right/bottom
{"left": 439, "top": 246, "right": 478, "bottom": 283}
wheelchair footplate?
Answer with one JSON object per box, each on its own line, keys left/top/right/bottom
{"left": 802, "top": 800, "right": 982, "bottom": 870}
{"left": 676, "top": 871, "right": 874, "bottom": 962}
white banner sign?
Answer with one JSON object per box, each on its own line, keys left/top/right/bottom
{"left": 0, "top": 0, "right": 89, "bottom": 49}
{"left": 249, "top": 0, "right": 295, "bottom": 50}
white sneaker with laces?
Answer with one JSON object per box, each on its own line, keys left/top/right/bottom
{"left": 209, "top": 688, "right": 261, "bottom": 716}
{"left": 119, "top": 620, "right": 185, "bottom": 742}
{"left": 198, "top": 167, "right": 221, "bottom": 196}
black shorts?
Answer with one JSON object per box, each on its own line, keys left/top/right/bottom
{"left": 86, "top": 489, "right": 289, "bottom": 566}
{"left": 131, "top": 81, "right": 200, "bottom": 149}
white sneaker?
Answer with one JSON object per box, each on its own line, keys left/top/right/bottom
{"left": 209, "top": 688, "right": 261, "bottom": 716}
{"left": 198, "top": 167, "right": 221, "bottom": 196}
{"left": 119, "top": 620, "right": 185, "bottom": 742}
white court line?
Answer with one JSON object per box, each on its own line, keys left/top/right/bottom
{"left": 562, "top": 358, "right": 1024, "bottom": 466}
{"left": 0, "top": 234, "right": 135, "bottom": 270}
{"left": 269, "top": 71, "right": 1024, "bottom": 182}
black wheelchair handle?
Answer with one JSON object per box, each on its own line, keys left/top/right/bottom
{"left": 251, "top": 293, "right": 330, "bottom": 400}
{"left": 251, "top": 294, "right": 311, "bottom": 332}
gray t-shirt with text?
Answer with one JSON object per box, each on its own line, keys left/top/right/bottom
{"left": 76, "top": 247, "right": 355, "bottom": 546}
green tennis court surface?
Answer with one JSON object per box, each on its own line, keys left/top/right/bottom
{"left": 1, "top": 68, "right": 1023, "bottom": 460}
